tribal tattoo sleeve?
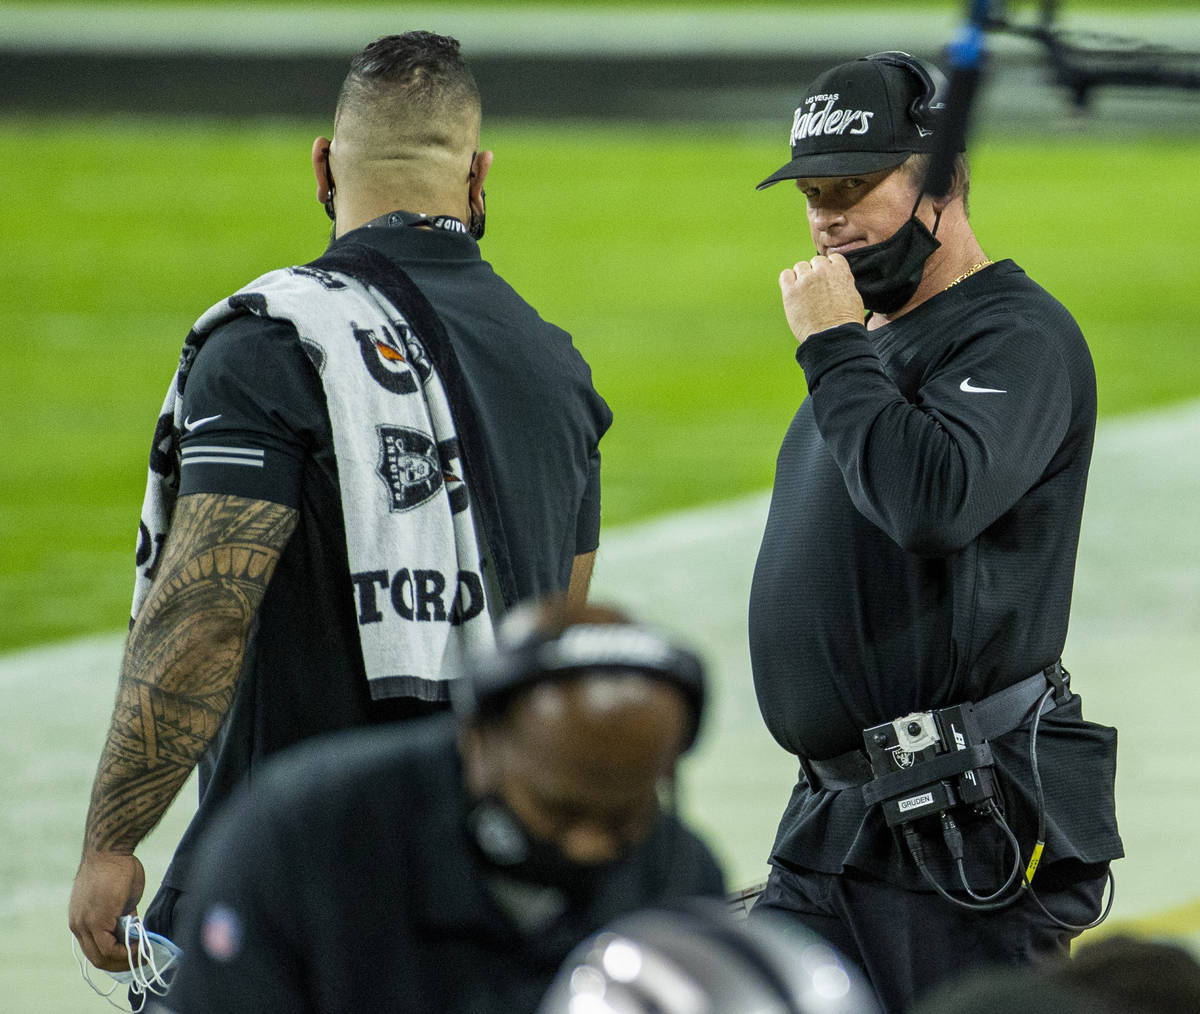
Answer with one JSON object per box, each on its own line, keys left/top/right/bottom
{"left": 82, "top": 493, "right": 298, "bottom": 855}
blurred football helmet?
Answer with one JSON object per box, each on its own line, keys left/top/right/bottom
{"left": 538, "top": 901, "right": 880, "bottom": 1014}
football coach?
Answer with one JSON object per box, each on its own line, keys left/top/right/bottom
{"left": 747, "top": 51, "right": 1122, "bottom": 1011}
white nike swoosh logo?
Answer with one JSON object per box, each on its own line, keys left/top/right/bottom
{"left": 183, "top": 413, "right": 223, "bottom": 431}
{"left": 959, "top": 378, "right": 1007, "bottom": 394}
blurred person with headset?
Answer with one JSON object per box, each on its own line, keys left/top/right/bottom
{"left": 148, "top": 599, "right": 725, "bottom": 1013}
{"left": 747, "top": 51, "right": 1123, "bottom": 1011}
{"left": 69, "top": 28, "right": 611, "bottom": 992}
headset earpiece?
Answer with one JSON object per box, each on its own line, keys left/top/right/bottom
{"left": 863, "top": 50, "right": 949, "bottom": 134}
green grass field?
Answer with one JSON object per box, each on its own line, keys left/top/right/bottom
{"left": 3, "top": 75, "right": 1200, "bottom": 1012}
{"left": 5, "top": 0, "right": 1190, "bottom": 10}
{"left": 2, "top": 116, "right": 1198, "bottom": 652}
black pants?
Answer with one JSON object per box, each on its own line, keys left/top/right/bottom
{"left": 750, "top": 861, "right": 1108, "bottom": 1014}
{"left": 143, "top": 884, "right": 200, "bottom": 944}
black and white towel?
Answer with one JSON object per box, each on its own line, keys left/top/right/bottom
{"left": 132, "top": 254, "right": 502, "bottom": 700}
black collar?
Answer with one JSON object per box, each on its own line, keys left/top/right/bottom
{"left": 362, "top": 209, "right": 468, "bottom": 234}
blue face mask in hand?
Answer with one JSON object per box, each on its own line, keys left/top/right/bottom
{"left": 74, "top": 914, "right": 183, "bottom": 1012}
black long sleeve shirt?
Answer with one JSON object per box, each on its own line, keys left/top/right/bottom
{"left": 749, "top": 260, "right": 1122, "bottom": 887}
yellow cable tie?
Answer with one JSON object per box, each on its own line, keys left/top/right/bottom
{"left": 1024, "top": 840, "right": 1046, "bottom": 885}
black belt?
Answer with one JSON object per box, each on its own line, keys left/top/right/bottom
{"left": 798, "top": 661, "right": 1071, "bottom": 793}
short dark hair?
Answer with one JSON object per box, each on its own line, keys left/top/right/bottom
{"left": 335, "top": 31, "right": 480, "bottom": 124}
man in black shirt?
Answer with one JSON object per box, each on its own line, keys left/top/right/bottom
{"left": 70, "top": 31, "right": 611, "bottom": 978}
{"left": 748, "top": 52, "right": 1122, "bottom": 1012}
{"left": 156, "top": 602, "right": 725, "bottom": 1013}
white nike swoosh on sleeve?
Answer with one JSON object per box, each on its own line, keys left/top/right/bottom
{"left": 959, "top": 378, "right": 1007, "bottom": 394}
{"left": 183, "top": 413, "right": 223, "bottom": 431}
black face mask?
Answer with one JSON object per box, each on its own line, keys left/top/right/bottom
{"left": 466, "top": 793, "right": 627, "bottom": 901}
{"left": 842, "top": 198, "right": 941, "bottom": 314}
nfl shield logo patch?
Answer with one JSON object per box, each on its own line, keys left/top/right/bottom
{"left": 201, "top": 904, "right": 243, "bottom": 963}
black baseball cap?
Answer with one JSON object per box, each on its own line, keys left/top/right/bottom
{"left": 756, "top": 53, "right": 947, "bottom": 189}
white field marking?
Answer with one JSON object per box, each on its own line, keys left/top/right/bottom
{"left": 4, "top": 7, "right": 1198, "bottom": 57}
{"left": 597, "top": 398, "right": 1200, "bottom": 934}
{"left": 2, "top": 401, "right": 1199, "bottom": 940}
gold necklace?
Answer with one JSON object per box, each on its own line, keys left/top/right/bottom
{"left": 944, "top": 259, "right": 992, "bottom": 291}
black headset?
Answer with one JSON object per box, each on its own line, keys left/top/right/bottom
{"left": 452, "top": 614, "right": 707, "bottom": 752}
{"left": 863, "top": 51, "right": 949, "bottom": 134}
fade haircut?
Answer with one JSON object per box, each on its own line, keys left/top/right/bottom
{"left": 334, "top": 32, "right": 481, "bottom": 145}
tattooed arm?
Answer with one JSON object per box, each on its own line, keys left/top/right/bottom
{"left": 69, "top": 492, "right": 298, "bottom": 971}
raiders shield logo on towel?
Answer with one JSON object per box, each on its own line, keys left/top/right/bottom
{"left": 377, "top": 425, "right": 443, "bottom": 511}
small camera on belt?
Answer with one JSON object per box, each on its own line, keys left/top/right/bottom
{"left": 862, "top": 703, "right": 996, "bottom": 826}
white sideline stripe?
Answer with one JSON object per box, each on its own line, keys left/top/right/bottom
{"left": 2, "top": 399, "right": 1197, "bottom": 671}
{"left": 2, "top": 400, "right": 1199, "bottom": 940}
{"left": 0, "top": 7, "right": 961, "bottom": 56}
{"left": 3, "top": 6, "right": 1198, "bottom": 57}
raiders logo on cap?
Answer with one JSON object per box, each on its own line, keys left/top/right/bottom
{"left": 756, "top": 52, "right": 949, "bottom": 188}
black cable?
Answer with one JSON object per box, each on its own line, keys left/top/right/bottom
{"left": 904, "top": 824, "right": 966, "bottom": 909}
{"left": 1019, "top": 684, "right": 1117, "bottom": 932}
{"left": 1025, "top": 866, "right": 1117, "bottom": 932}
{"left": 1021, "top": 685, "right": 1055, "bottom": 886}
{"left": 946, "top": 805, "right": 1023, "bottom": 903}
{"left": 901, "top": 679, "right": 1116, "bottom": 924}
{"left": 904, "top": 823, "right": 1023, "bottom": 912}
